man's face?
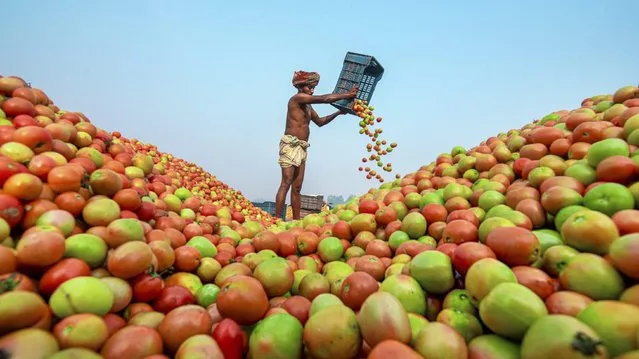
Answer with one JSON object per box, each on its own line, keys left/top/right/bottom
{"left": 301, "top": 85, "right": 315, "bottom": 95}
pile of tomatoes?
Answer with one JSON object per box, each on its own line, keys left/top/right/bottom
{"left": 2, "top": 73, "right": 639, "bottom": 359}
{"left": 0, "top": 74, "right": 278, "bottom": 358}
{"left": 353, "top": 99, "right": 400, "bottom": 183}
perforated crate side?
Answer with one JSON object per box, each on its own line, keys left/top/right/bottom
{"left": 331, "top": 52, "right": 384, "bottom": 114}
{"left": 300, "top": 195, "right": 324, "bottom": 211}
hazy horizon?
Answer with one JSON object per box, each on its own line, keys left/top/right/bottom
{"left": 5, "top": 1, "right": 638, "bottom": 203}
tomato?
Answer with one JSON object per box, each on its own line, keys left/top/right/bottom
{"left": 2, "top": 97, "right": 36, "bottom": 117}
{"left": 27, "top": 154, "right": 57, "bottom": 180}
{"left": 436, "top": 243, "right": 458, "bottom": 259}
{"left": 368, "top": 339, "right": 424, "bottom": 359}
{"left": 152, "top": 285, "right": 194, "bottom": 314}
{"left": 123, "top": 303, "right": 154, "bottom": 321}
{"left": 612, "top": 209, "right": 639, "bottom": 235}
{"left": 100, "top": 325, "right": 164, "bottom": 359}
{"left": 0, "top": 158, "right": 28, "bottom": 187}
{"left": 512, "top": 266, "right": 554, "bottom": 299}
{"left": 212, "top": 318, "right": 246, "bottom": 359}
{"left": 544, "top": 291, "right": 593, "bottom": 317}
{"left": 157, "top": 305, "right": 214, "bottom": 354}
{"left": 0, "top": 272, "right": 37, "bottom": 294}
{"left": 277, "top": 232, "right": 297, "bottom": 257}
{"left": 21, "top": 199, "right": 58, "bottom": 229}
{"left": 375, "top": 206, "right": 398, "bottom": 226}
{"left": 216, "top": 275, "right": 269, "bottom": 326}
{"left": 485, "top": 227, "right": 540, "bottom": 267}
{"left": 47, "top": 164, "right": 87, "bottom": 193}
{"left": 446, "top": 209, "right": 480, "bottom": 227}
{"left": 296, "top": 231, "right": 320, "bottom": 255}
{"left": 383, "top": 191, "right": 404, "bottom": 205}
{"left": 69, "top": 157, "right": 97, "bottom": 174}
{"left": 100, "top": 313, "right": 126, "bottom": 338}
{"left": 355, "top": 255, "right": 386, "bottom": 281}
{"left": 568, "top": 142, "right": 591, "bottom": 160}
{"left": 421, "top": 204, "right": 448, "bottom": 223}
{"left": 214, "top": 251, "right": 234, "bottom": 267}
{"left": 38, "top": 258, "right": 92, "bottom": 297}
{"left": 162, "top": 227, "right": 185, "bottom": 249}
{"left": 106, "top": 241, "right": 154, "bottom": 279}
{"left": 0, "top": 127, "right": 16, "bottom": 147}
{"left": 441, "top": 219, "right": 478, "bottom": 244}
{"left": 182, "top": 223, "right": 203, "bottom": 240}
{"left": 530, "top": 127, "right": 564, "bottom": 147}
{"left": 130, "top": 271, "right": 165, "bottom": 303}
{"left": 452, "top": 242, "right": 497, "bottom": 276}
{"left": 339, "top": 271, "right": 380, "bottom": 311}
{"left": 365, "top": 240, "right": 391, "bottom": 258}
{"left": 173, "top": 245, "right": 202, "bottom": 272}
{"left": 12, "top": 126, "right": 53, "bottom": 153}
{"left": 383, "top": 220, "right": 402, "bottom": 239}
{"left": 0, "top": 193, "right": 24, "bottom": 227}
{"left": 252, "top": 231, "right": 280, "bottom": 253}
{"left": 148, "top": 241, "right": 176, "bottom": 273}
{"left": 0, "top": 247, "right": 17, "bottom": 275}
{"left": 395, "top": 241, "right": 431, "bottom": 256}
{"left": 359, "top": 199, "right": 379, "bottom": 214}
{"left": 54, "top": 192, "right": 87, "bottom": 216}
{"left": 16, "top": 230, "right": 65, "bottom": 268}
{"left": 136, "top": 201, "right": 157, "bottom": 222}
{"left": 595, "top": 155, "right": 638, "bottom": 184}
{"left": 281, "top": 295, "right": 312, "bottom": 325}
{"left": 427, "top": 221, "right": 447, "bottom": 241}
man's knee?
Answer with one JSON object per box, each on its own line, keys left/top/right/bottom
{"left": 279, "top": 175, "right": 293, "bottom": 188}
{"left": 292, "top": 183, "right": 303, "bottom": 195}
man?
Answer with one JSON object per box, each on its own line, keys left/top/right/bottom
{"left": 275, "top": 70, "right": 358, "bottom": 220}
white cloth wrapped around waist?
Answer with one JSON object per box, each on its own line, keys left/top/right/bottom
{"left": 278, "top": 134, "right": 310, "bottom": 168}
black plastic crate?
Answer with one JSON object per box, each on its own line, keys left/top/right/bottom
{"left": 331, "top": 52, "right": 385, "bottom": 115}
{"left": 253, "top": 201, "right": 286, "bottom": 218}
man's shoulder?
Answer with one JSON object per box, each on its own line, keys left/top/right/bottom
{"left": 288, "top": 94, "right": 301, "bottom": 104}
{"left": 288, "top": 94, "right": 313, "bottom": 108}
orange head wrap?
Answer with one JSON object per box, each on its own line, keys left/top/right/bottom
{"left": 292, "top": 71, "right": 320, "bottom": 88}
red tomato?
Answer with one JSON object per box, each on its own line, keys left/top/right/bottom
{"left": 0, "top": 157, "right": 28, "bottom": 187}
{"left": 38, "top": 258, "right": 92, "bottom": 297}
{"left": 212, "top": 318, "right": 246, "bottom": 359}
{"left": 152, "top": 285, "right": 194, "bottom": 314}
{"left": 130, "top": 272, "right": 165, "bottom": 303}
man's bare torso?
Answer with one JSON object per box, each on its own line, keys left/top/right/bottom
{"left": 284, "top": 97, "right": 313, "bottom": 141}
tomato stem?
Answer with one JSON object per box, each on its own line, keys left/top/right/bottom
{"left": 148, "top": 264, "right": 160, "bottom": 277}
{"left": 0, "top": 273, "right": 22, "bottom": 294}
{"left": 571, "top": 331, "right": 604, "bottom": 356}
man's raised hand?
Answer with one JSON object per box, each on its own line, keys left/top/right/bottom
{"left": 347, "top": 85, "right": 359, "bottom": 98}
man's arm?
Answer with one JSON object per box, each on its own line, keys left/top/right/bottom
{"left": 311, "top": 108, "right": 345, "bottom": 127}
{"left": 294, "top": 85, "right": 358, "bottom": 105}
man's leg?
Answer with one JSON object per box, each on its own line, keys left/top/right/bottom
{"left": 291, "top": 161, "right": 306, "bottom": 220}
{"left": 275, "top": 166, "right": 295, "bottom": 219}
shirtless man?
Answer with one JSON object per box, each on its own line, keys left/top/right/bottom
{"left": 275, "top": 70, "right": 358, "bottom": 220}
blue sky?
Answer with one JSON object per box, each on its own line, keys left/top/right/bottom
{"left": 5, "top": 0, "right": 638, "bottom": 202}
